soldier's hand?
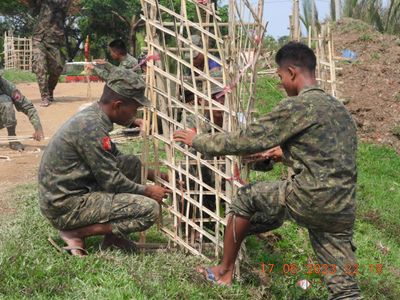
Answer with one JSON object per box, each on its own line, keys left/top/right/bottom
{"left": 33, "top": 129, "right": 44, "bottom": 141}
{"left": 93, "top": 59, "right": 106, "bottom": 65}
{"left": 144, "top": 185, "right": 171, "bottom": 203}
{"left": 173, "top": 129, "right": 197, "bottom": 146}
{"left": 266, "top": 146, "right": 283, "bottom": 162}
{"left": 243, "top": 146, "right": 283, "bottom": 163}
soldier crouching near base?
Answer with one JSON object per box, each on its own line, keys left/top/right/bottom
{"left": 38, "top": 67, "right": 170, "bottom": 256}
{"left": 0, "top": 71, "right": 44, "bottom": 151}
{"left": 174, "top": 42, "right": 362, "bottom": 299}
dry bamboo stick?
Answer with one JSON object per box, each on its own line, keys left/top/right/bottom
{"left": 143, "top": 0, "right": 223, "bottom": 44}
{"left": 142, "top": 18, "right": 223, "bottom": 66}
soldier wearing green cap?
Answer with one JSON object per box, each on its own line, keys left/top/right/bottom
{"left": 38, "top": 67, "right": 169, "bottom": 256}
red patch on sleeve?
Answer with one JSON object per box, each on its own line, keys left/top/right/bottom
{"left": 102, "top": 137, "right": 112, "bottom": 151}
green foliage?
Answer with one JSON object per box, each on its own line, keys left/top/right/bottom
{"left": 370, "top": 52, "right": 380, "bottom": 59}
{"left": 359, "top": 33, "right": 373, "bottom": 41}
{"left": 0, "top": 78, "right": 399, "bottom": 299}
{"left": 300, "top": 0, "right": 320, "bottom": 35}
{"left": 2, "top": 69, "right": 36, "bottom": 83}
{"left": 254, "top": 76, "right": 285, "bottom": 116}
{"left": 356, "top": 143, "right": 400, "bottom": 241}
{"left": 1, "top": 140, "right": 399, "bottom": 299}
{"left": 342, "top": 0, "right": 400, "bottom": 35}
{"left": 263, "top": 35, "right": 279, "bottom": 52}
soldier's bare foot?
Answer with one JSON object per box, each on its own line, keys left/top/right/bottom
{"left": 9, "top": 141, "right": 24, "bottom": 151}
{"left": 59, "top": 230, "right": 87, "bottom": 256}
{"left": 197, "top": 265, "right": 234, "bottom": 286}
{"left": 101, "top": 233, "right": 137, "bottom": 252}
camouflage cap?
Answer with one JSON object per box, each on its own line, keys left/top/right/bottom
{"left": 185, "top": 35, "right": 202, "bottom": 60}
{"left": 106, "top": 66, "right": 150, "bottom": 107}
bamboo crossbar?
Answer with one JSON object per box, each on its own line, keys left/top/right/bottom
{"left": 153, "top": 133, "right": 242, "bottom": 189}
{"left": 160, "top": 227, "right": 209, "bottom": 259}
{"left": 140, "top": 0, "right": 266, "bottom": 261}
{"left": 164, "top": 205, "right": 225, "bottom": 247}
{"left": 145, "top": 40, "right": 225, "bottom": 90}
{"left": 142, "top": 18, "right": 223, "bottom": 66}
{"left": 151, "top": 65, "right": 232, "bottom": 115}
{"left": 142, "top": 0, "right": 224, "bottom": 44}
{"left": 159, "top": 158, "right": 232, "bottom": 204}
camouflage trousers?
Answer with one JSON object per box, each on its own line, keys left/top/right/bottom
{"left": 0, "top": 94, "right": 16, "bottom": 129}
{"left": 32, "top": 39, "right": 65, "bottom": 102}
{"left": 48, "top": 155, "right": 159, "bottom": 237}
{"left": 230, "top": 181, "right": 362, "bottom": 300}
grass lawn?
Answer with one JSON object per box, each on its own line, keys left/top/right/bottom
{"left": 2, "top": 69, "right": 37, "bottom": 83}
{"left": 1, "top": 78, "right": 399, "bottom": 299}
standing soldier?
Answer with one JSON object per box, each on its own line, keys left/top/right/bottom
{"left": 0, "top": 71, "right": 44, "bottom": 151}
{"left": 32, "top": 0, "right": 72, "bottom": 107}
{"left": 174, "top": 42, "right": 362, "bottom": 299}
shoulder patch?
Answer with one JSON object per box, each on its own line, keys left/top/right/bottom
{"left": 11, "top": 89, "right": 22, "bottom": 102}
{"left": 102, "top": 136, "right": 112, "bottom": 151}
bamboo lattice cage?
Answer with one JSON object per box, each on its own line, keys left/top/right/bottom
{"left": 3, "top": 31, "right": 33, "bottom": 71}
{"left": 140, "top": 0, "right": 268, "bottom": 260}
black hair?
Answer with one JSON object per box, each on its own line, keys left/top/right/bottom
{"left": 100, "top": 84, "right": 138, "bottom": 106}
{"left": 109, "top": 39, "right": 127, "bottom": 55}
{"left": 275, "top": 42, "right": 316, "bottom": 72}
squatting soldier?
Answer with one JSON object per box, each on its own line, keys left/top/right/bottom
{"left": 89, "top": 39, "right": 141, "bottom": 80}
{"left": 0, "top": 71, "right": 44, "bottom": 151}
{"left": 174, "top": 42, "right": 362, "bottom": 299}
{"left": 32, "top": 0, "right": 72, "bottom": 107}
{"left": 38, "top": 67, "right": 170, "bottom": 256}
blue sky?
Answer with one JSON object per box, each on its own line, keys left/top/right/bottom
{"left": 264, "top": 0, "right": 331, "bottom": 38}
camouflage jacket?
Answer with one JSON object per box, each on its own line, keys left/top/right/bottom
{"left": 0, "top": 77, "right": 42, "bottom": 131}
{"left": 94, "top": 54, "right": 141, "bottom": 80}
{"left": 32, "top": 0, "right": 72, "bottom": 44}
{"left": 38, "top": 103, "right": 146, "bottom": 218}
{"left": 192, "top": 87, "right": 358, "bottom": 228}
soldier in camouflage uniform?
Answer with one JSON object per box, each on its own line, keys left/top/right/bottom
{"left": 38, "top": 66, "right": 170, "bottom": 256}
{"left": 89, "top": 39, "right": 141, "bottom": 80}
{"left": 32, "top": 0, "right": 72, "bottom": 107}
{"left": 0, "top": 71, "right": 44, "bottom": 151}
{"left": 174, "top": 42, "right": 361, "bottom": 299}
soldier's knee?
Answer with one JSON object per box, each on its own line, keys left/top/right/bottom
{"left": 0, "top": 94, "right": 13, "bottom": 105}
{"left": 0, "top": 96, "right": 17, "bottom": 125}
{"left": 146, "top": 199, "right": 160, "bottom": 222}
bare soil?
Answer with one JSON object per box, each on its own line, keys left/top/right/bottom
{"left": 0, "top": 82, "right": 104, "bottom": 214}
{"left": 333, "top": 18, "right": 400, "bottom": 153}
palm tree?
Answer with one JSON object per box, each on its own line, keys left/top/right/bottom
{"left": 300, "top": 0, "right": 320, "bottom": 34}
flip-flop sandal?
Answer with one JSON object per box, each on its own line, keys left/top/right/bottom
{"left": 63, "top": 246, "right": 89, "bottom": 257}
{"left": 196, "top": 266, "right": 231, "bottom": 287}
{"left": 48, "top": 236, "right": 88, "bottom": 257}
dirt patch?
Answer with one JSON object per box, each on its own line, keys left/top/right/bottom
{"left": 0, "top": 82, "right": 104, "bottom": 212}
{"left": 332, "top": 18, "right": 400, "bottom": 153}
